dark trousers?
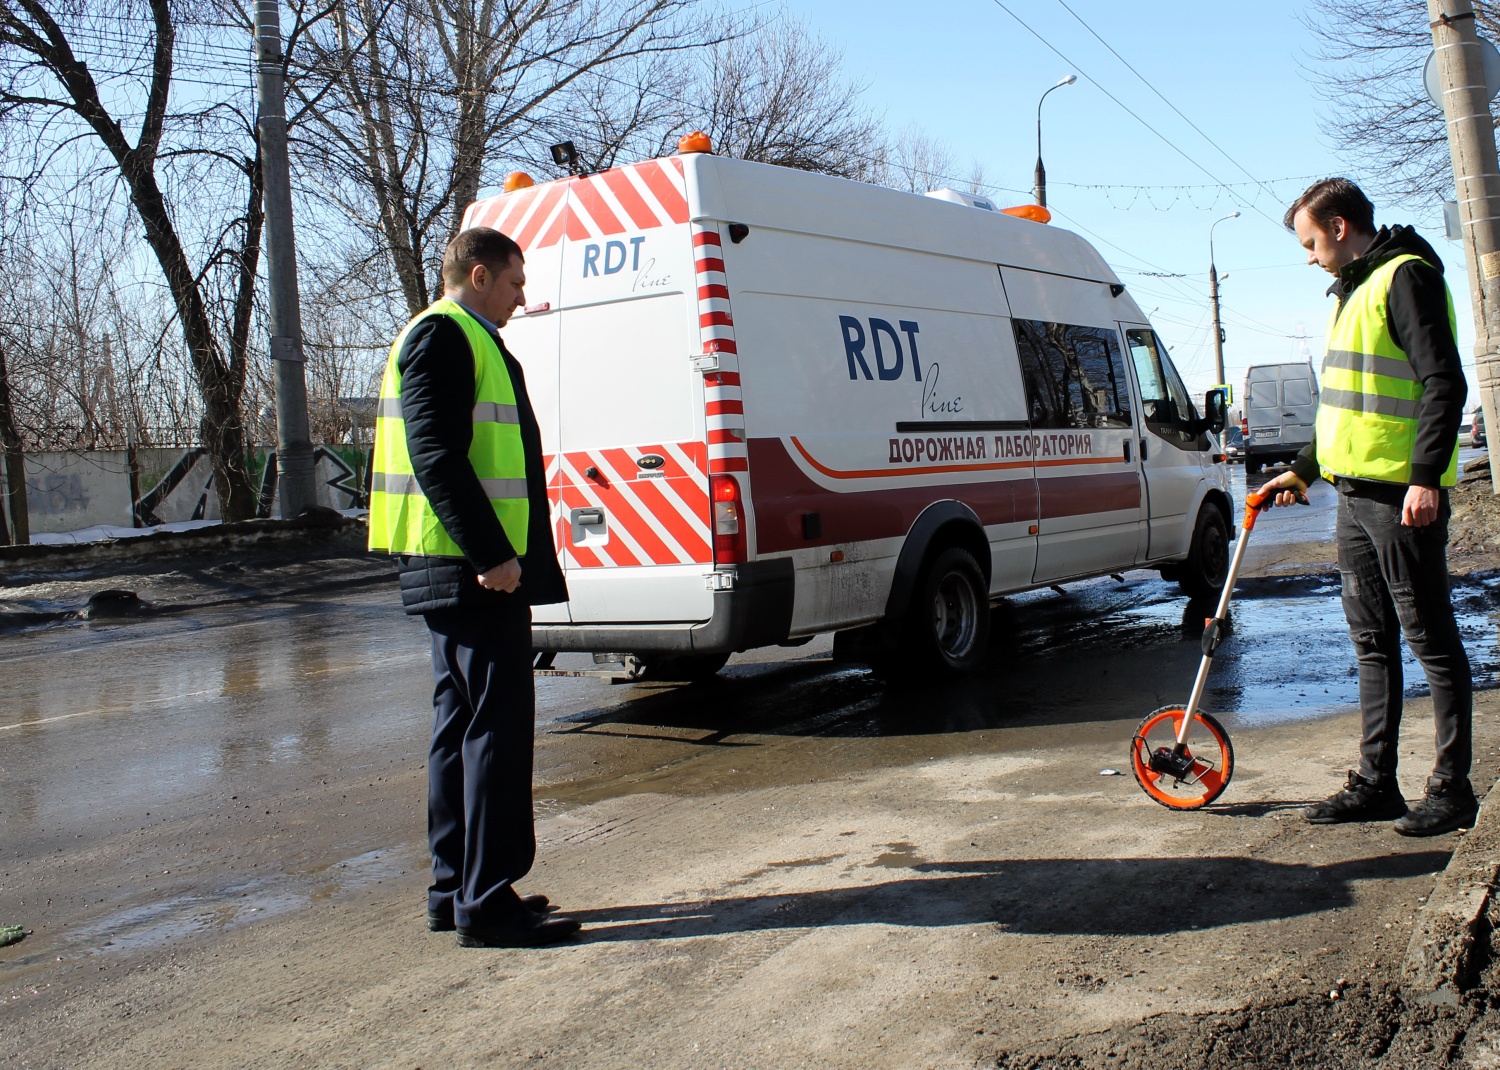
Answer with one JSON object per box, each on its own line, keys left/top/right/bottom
{"left": 424, "top": 601, "right": 536, "bottom": 929}
{"left": 1335, "top": 481, "right": 1472, "bottom": 785}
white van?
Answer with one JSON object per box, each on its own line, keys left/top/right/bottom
{"left": 1243, "top": 362, "right": 1319, "bottom": 474}
{"left": 462, "top": 145, "right": 1234, "bottom": 680}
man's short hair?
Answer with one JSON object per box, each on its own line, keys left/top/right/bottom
{"left": 1284, "top": 178, "right": 1376, "bottom": 235}
{"left": 441, "top": 227, "right": 523, "bottom": 288}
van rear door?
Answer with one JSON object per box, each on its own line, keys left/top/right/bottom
{"left": 551, "top": 164, "right": 714, "bottom": 624}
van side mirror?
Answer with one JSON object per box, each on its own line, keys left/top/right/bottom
{"left": 1203, "top": 389, "right": 1228, "bottom": 435}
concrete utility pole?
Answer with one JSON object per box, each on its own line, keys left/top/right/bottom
{"left": 254, "top": 0, "right": 317, "bottom": 518}
{"left": 1209, "top": 211, "right": 1239, "bottom": 388}
{"left": 1428, "top": 0, "right": 1500, "bottom": 493}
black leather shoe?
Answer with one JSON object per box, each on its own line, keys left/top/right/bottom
{"left": 456, "top": 913, "right": 581, "bottom": 948}
{"left": 1394, "top": 777, "right": 1479, "bottom": 837}
{"left": 427, "top": 893, "right": 551, "bottom": 932}
{"left": 1304, "top": 771, "right": 1407, "bottom": 824}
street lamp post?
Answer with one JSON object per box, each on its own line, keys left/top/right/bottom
{"left": 1034, "top": 74, "right": 1077, "bottom": 208}
{"left": 1209, "top": 210, "right": 1240, "bottom": 387}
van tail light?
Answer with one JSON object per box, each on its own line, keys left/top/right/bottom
{"left": 710, "top": 475, "right": 747, "bottom": 564}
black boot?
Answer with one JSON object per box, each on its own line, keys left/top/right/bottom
{"left": 1393, "top": 777, "right": 1479, "bottom": 837}
{"left": 1303, "top": 771, "right": 1407, "bottom": 824}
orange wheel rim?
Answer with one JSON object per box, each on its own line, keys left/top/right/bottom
{"left": 1130, "top": 707, "right": 1233, "bottom": 810}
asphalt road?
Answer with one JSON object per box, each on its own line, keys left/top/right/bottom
{"left": 2, "top": 475, "right": 1498, "bottom": 1068}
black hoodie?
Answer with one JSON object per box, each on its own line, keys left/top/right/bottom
{"left": 1290, "top": 224, "right": 1467, "bottom": 489}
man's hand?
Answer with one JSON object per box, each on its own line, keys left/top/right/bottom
{"left": 477, "top": 557, "right": 522, "bottom": 593}
{"left": 1402, "top": 485, "right": 1440, "bottom": 527}
{"left": 1256, "top": 469, "right": 1310, "bottom": 507}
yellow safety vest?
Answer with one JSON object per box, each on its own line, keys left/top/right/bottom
{"left": 1316, "top": 253, "right": 1460, "bottom": 487}
{"left": 367, "top": 298, "right": 530, "bottom": 557}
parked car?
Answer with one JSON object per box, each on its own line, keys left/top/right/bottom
{"left": 1470, "top": 410, "right": 1486, "bottom": 449}
{"left": 1220, "top": 424, "right": 1245, "bottom": 463}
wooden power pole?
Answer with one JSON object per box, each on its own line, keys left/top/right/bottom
{"left": 254, "top": 0, "right": 317, "bottom": 518}
{"left": 1429, "top": 0, "right": 1500, "bottom": 493}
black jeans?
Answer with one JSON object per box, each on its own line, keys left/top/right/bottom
{"left": 424, "top": 600, "right": 537, "bottom": 929}
{"left": 1335, "top": 480, "right": 1472, "bottom": 785}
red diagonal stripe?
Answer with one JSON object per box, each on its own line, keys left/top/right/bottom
{"left": 603, "top": 449, "right": 709, "bottom": 563}
{"left": 700, "top": 311, "right": 733, "bottom": 328}
{"left": 692, "top": 231, "right": 722, "bottom": 248}
{"left": 563, "top": 476, "right": 641, "bottom": 567}
{"left": 490, "top": 186, "right": 537, "bottom": 236}
{"left": 602, "top": 168, "right": 661, "bottom": 230}
{"left": 588, "top": 453, "right": 680, "bottom": 564}
{"left": 574, "top": 178, "right": 624, "bottom": 235}
{"left": 562, "top": 201, "right": 593, "bottom": 242}
{"left": 707, "top": 400, "right": 744, "bottom": 416}
{"left": 704, "top": 371, "right": 741, "bottom": 387}
{"left": 695, "top": 256, "right": 725, "bottom": 274}
{"left": 698, "top": 283, "right": 729, "bottom": 301}
{"left": 637, "top": 160, "right": 689, "bottom": 223}
{"left": 512, "top": 184, "right": 567, "bottom": 250}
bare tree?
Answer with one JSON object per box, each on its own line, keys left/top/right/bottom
{"left": 287, "top": 0, "right": 724, "bottom": 319}
{"left": 1304, "top": 0, "right": 1500, "bottom": 208}
{"left": 686, "top": 15, "right": 884, "bottom": 180}
{"left": 0, "top": 0, "right": 266, "bottom": 519}
{"left": 881, "top": 124, "right": 956, "bottom": 193}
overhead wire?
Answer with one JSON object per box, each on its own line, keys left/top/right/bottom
{"left": 981, "top": 0, "right": 1287, "bottom": 232}
{"left": 1050, "top": 0, "right": 1291, "bottom": 211}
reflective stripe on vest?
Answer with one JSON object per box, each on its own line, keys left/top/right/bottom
{"left": 1315, "top": 253, "right": 1460, "bottom": 487}
{"left": 367, "top": 298, "right": 530, "bottom": 557}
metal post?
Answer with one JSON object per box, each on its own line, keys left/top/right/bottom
{"left": 1428, "top": 0, "right": 1500, "bottom": 493}
{"left": 1034, "top": 76, "right": 1076, "bottom": 209}
{"left": 1209, "top": 212, "right": 1238, "bottom": 387}
{"left": 254, "top": 0, "right": 317, "bottom": 518}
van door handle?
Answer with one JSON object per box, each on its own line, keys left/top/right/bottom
{"left": 575, "top": 508, "right": 604, "bottom": 525}
{"left": 1123, "top": 440, "right": 1131, "bottom": 463}
{"left": 1140, "top": 438, "right": 1148, "bottom": 461}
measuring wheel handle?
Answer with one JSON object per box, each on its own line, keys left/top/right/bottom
{"left": 1129, "top": 706, "right": 1235, "bottom": 810}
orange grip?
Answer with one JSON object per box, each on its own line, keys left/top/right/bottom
{"left": 1243, "top": 490, "right": 1269, "bottom": 531}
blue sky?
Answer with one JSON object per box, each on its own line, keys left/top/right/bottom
{"left": 793, "top": 0, "right": 1478, "bottom": 406}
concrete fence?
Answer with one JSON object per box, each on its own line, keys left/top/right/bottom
{"left": 11, "top": 445, "right": 372, "bottom": 535}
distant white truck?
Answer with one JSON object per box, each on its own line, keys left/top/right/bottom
{"left": 1243, "top": 362, "right": 1319, "bottom": 475}
{"left": 461, "top": 140, "right": 1235, "bottom": 680}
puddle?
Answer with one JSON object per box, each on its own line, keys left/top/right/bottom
{"left": 869, "top": 842, "right": 928, "bottom": 868}
{"left": 59, "top": 847, "right": 414, "bottom": 959}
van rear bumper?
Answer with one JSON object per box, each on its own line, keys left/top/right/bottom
{"left": 530, "top": 558, "right": 795, "bottom": 655}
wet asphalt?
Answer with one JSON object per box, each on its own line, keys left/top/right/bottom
{"left": 2, "top": 454, "right": 1498, "bottom": 970}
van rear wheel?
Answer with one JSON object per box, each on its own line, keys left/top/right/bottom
{"left": 1179, "top": 507, "right": 1230, "bottom": 598}
{"left": 880, "top": 546, "right": 990, "bottom": 680}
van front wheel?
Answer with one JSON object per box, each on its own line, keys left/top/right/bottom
{"left": 1179, "top": 507, "right": 1230, "bottom": 598}
{"left": 887, "top": 546, "right": 990, "bottom": 679}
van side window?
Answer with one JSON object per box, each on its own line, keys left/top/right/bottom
{"left": 1013, "top": 320, "right": 1133, "bottom": 429}
{"left": 1282, "top": 379, "right": 1313, "bottom": 407}
{"left": 1126, "top": 328, "right": 1205, "bottom": 450}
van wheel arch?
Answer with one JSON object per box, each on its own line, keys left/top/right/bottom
{"left": 1178, "top": 497, "right": 1232, "bottom": 598}
{"left": 883, "top": 502, "right": 992, "bottom": 625}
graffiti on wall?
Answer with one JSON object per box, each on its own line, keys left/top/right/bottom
{"left": 135, "top": 446, "right": 373, "bottom": 526}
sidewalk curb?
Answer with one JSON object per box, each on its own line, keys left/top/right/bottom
{"left": 1401, "top": 776, "right": 1500, "bottom": 1005}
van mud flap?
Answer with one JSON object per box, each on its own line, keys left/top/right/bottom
{"left": 530, "top": 558, "right": 794, "bottom": 656}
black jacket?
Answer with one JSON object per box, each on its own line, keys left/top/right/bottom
{"left": 1291, "top": 225, "right": 1467, "bottom": 489}
{"left": 391, "top": 313, "right": 568, "bottom": 614}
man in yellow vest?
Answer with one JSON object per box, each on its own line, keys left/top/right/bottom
{"left": 369, "top": 227, "right": 578, "bottom": 946}
{"left": 1262, "top": 178, "right": 1477, "bottom": 836}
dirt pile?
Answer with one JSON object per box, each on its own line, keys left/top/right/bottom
{"left": 1449, "top": 454, "right": 1500, "bottom": 573}
{"left": 988, "top": 979, "right": 1500, "bottom": 1069}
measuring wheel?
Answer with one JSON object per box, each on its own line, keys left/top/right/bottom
{"left": 1129, "top": 705, "right": 1234, "bottom": 810}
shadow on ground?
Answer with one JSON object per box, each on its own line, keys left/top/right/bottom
{"left": 566, "top": 851, "right": 1450, "bottom": 942}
